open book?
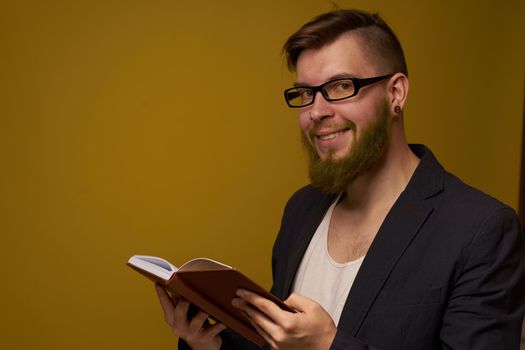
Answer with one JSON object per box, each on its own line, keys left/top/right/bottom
{"left": 127, "top": 255, "right": 293, "bottom": 347}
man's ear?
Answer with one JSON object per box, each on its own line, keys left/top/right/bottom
{"left": 388, "top": 73, "right": 409, "bottom": 115}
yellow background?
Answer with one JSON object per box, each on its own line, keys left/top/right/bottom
{"left": 1, "top": 0, "right": 523, "bottom": 349}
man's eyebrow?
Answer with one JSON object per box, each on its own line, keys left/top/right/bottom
{"left": 293, "top": 73, "right": 357, "bottom": 87}
{"left": 293, "top": 82, "right": 310, "bottom": 87}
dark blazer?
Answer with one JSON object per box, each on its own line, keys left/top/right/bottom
{"left": 182, "top": 145, "right": 525, "bottom": 349}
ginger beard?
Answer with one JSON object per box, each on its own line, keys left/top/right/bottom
{"left": 301, "top": 101, "right": 392, "bottom": 194}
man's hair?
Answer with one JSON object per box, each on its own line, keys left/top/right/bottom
{"left": 283, "top": 9, "right": 408, "bottom": 76}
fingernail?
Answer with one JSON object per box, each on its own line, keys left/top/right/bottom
{"left": 232, "top": 298, "right": 241, "bottom": 307}
{"left": 236, "top": 289, "right": 246, "bottom": 297}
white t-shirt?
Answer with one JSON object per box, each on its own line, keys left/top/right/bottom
{"left": 292, "top": 194, "right": 364, "bottom": 325}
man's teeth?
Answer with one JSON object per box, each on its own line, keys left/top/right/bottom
{"left": 318, "top": 130, "right": 347, "bottom": 141}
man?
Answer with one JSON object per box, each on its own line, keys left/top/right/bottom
{"left": 156, "top": 9, "right": 525, "bottom": 349}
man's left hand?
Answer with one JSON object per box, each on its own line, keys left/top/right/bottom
{"left": 232, "top": 289, "right": 336, "bottom": 350}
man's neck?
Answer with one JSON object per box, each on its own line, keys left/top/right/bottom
{"left": 340, "top": 142, "right": 420, "bottom": 213}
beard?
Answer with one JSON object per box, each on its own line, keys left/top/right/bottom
{"left": 301, "top": 101, "right": 391, "bottom": 194}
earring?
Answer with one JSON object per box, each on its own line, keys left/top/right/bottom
{"left": 394, "top": 106, "right": 401, "bottom": 114}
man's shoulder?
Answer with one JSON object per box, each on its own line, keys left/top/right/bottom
{"left": 288, "top": 184, "right": 325, "bottom": 202}
{"left": 442, "top": 170, "right": 514, "bottom": 214}
{"left": 286, "top": 184, "right": 331, "bottom": 207}
{"left": 411, "top": 144, "right": 516, "bottom": 218}
{"left": 430, "top": 170, "right": 520, "bottom": 236}
{"left": 280, "top": 185, "right": 335, "bottom": 219}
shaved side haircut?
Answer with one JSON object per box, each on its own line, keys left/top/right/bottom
{"left": 283, "top": 9, "right": 408, "bottom": 76}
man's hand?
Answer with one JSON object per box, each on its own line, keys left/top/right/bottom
{"left": 155, "top": 284, "right": 226, "bottom": 350}
{"left": 232, "top": 289, "right": 336, "bottom": 350}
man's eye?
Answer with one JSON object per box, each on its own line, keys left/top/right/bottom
{"left": 336, "top": 81, "right": 353, "bottom": 91}
{"left": 299, "top": 89, "right": 313, "bottom": 98}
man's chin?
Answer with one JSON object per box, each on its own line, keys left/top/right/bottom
{"left": 316, "top": 149, "right": 348, "bottom": 162}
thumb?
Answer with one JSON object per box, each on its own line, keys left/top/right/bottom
{"left": 284, "top": 292, "right": 315, "bottom": 312}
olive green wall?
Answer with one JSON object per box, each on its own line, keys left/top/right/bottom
{"left": 1, "top": 0, "right": 523, "bottom": 349}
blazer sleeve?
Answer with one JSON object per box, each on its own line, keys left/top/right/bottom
{"left": 439, "top": 206, "right": 525, "bottom": 349}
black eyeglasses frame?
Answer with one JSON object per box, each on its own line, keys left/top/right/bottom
{"left": 284, "top": 74, "right": 394, "bottom": 108}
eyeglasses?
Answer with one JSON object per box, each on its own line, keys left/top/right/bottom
{"left": 283, "top": 74, "right": 393, "bottom": 108}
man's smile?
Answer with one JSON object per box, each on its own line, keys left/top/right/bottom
{"left": 316, "top": 128, "right": 351, "bottom": 141}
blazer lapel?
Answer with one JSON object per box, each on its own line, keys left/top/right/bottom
{"left": 337, "top": 144, "right": 444, "bottom": 335}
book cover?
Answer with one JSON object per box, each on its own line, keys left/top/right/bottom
{"left": 127, "top": 255, "right": 293, "bottom": 347}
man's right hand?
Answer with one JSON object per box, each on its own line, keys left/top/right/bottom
{"left": 155, "top": 284, "right": 226, "bottom": 350}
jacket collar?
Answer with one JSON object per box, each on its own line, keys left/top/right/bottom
{"left": 338, "top": 144, "right": 445, "bottom": 335}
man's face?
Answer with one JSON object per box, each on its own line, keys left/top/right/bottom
{"left": 295, "top": 33, "right": 392, "bottom": 192}
{"left": 300, "top": 101, "right": 391, "bottom": 193}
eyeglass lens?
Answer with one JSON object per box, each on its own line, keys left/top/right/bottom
{"left": 286, "top": 78, "right": 356, "bottom": 107}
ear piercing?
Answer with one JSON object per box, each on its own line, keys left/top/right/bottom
{"left": 394, "top": 106, "right": 401, "bottom": 114}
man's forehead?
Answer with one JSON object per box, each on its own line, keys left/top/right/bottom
{"left": 293, "top": 73, "right": 359, "bottom": 87}
{"left": 294, "top": 33, "right": 375, "bottom": 84}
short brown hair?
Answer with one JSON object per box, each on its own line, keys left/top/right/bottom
{"left": 283, "top": 9, "right": 408, "bottom": 76}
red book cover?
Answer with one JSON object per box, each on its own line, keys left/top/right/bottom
{"left": 127, "top": 255, "right": 293, "bottom": 347}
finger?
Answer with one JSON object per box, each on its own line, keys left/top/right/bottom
{"left": 204, "top": 322, "right": 227, "bottom": 338}
{"left": 172, "top": 298, "right": 190, "bottom": 327}
{"left": 284, "top": 292, "right": 312, "bottom": 312}
{"left": 155, "top": 284, "right": 173, "bottom": 305}
{"left": 233, "top": 297, "right": 281, "bottom": 339}
{"left": 236, "top": 289, "right": 286, "bottom": 323}
{"left": 241, "top": 311, "right": 275, "bottom": 348}
{"left": 155, "top": 284, "right": 176, "bottom": 324}
{"left": 188, "top": 310, "right": 209, "bottom": 333}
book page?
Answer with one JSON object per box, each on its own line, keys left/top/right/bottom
{"left": 178, "top": 257, "right": 232, "bottom": 272}
{"left": 128, "top": 255, "right": 177, "bottom": 280}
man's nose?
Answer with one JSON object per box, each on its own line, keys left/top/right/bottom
{"left": 309, "top": 91, "right": 333, "bottom": 122}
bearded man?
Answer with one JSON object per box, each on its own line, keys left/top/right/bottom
{"left": 157, "top": 9, "right": 525, "bottom": 350}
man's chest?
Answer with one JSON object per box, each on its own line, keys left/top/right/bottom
{"left": 327, "top": 208, "right": 386, "bottom": 263}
